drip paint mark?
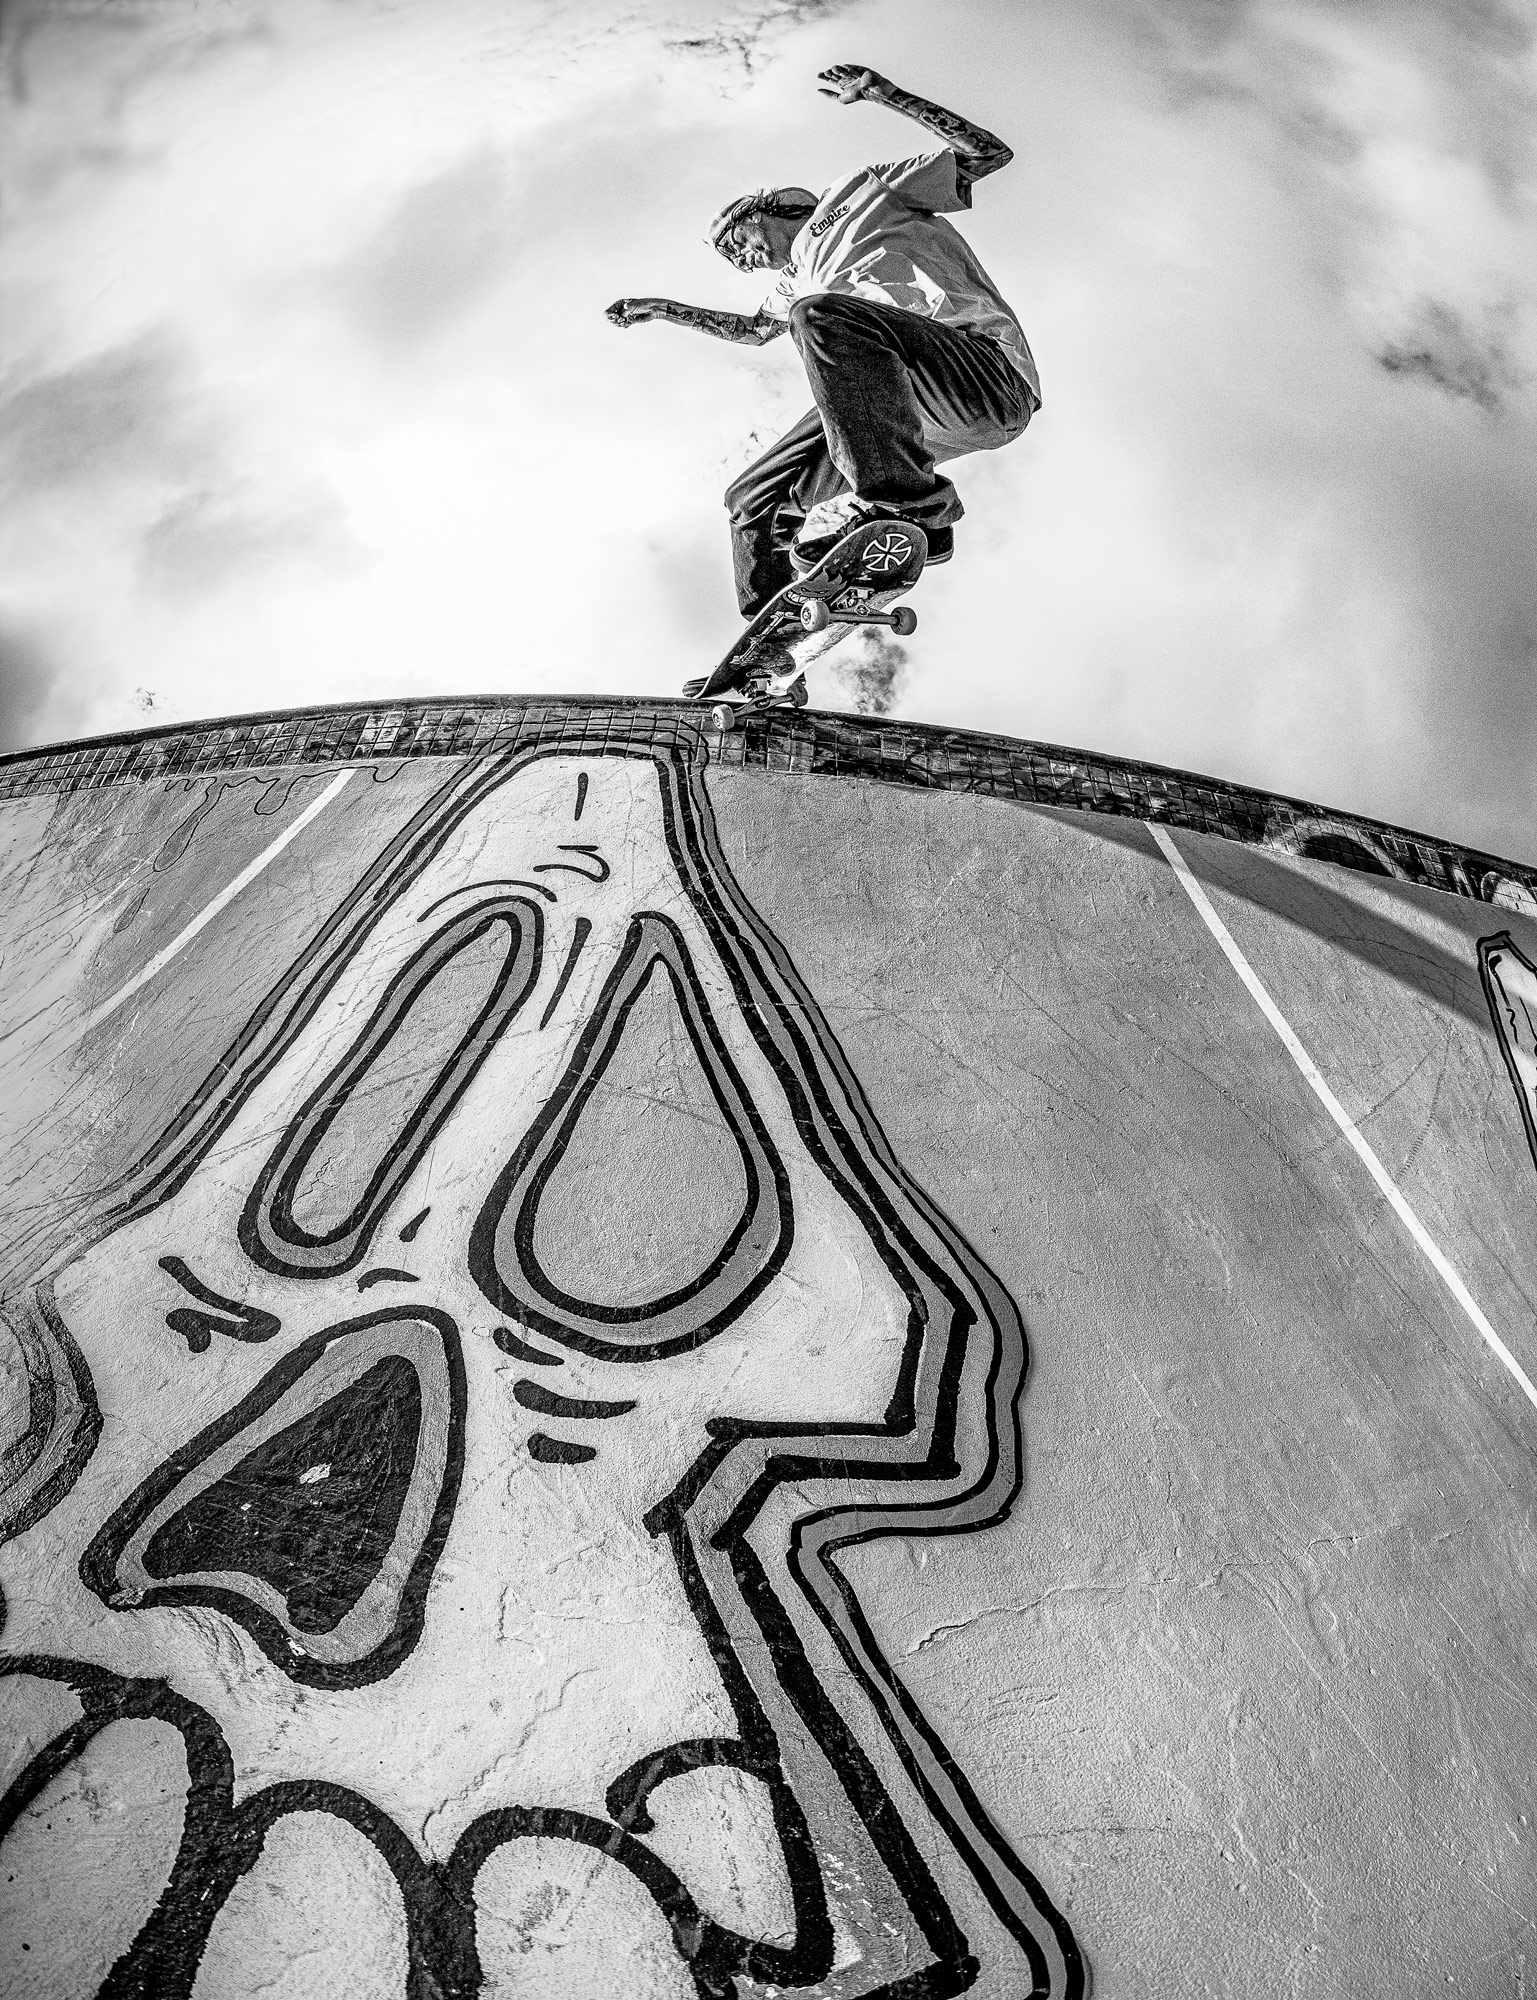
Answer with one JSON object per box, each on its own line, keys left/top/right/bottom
{"left": 255, "top": 774, "right": 300, "bottom": 818}
{"left": 1479, "top": 931, "right": 1537, "bottom": 1176}
{"left": 399, "top": 1208, "right": 430, "bottom": 1243}
{"left": 152, "top": 775, "right": 296, "bottom": 872}
{"left": 528, "top": 1433, "right": 597, "bottom": 1465}
{"left": 492, "top": 1325, "right": 564, "bottom": 1367}
{"left": 535, "top": 845, "right": 610, "bottom": 885}
{"left": 538, "top": 917, "right": 592, "bottom": 1030}
{"left": 574, "top": 771, "right": 588, "bottom": 820}
{"left": 154, "top": 779, "right": 232, "bottom": 873}
{"left": 113, "top": 889, "right": 149, "bottom": 936}
{"left": 512, "top": 1381, "right": 636, "bottom": 1420}
{"left": 356, "top": 1268, "right": 420, "bottom": 1292}
{"left": 159, "top": 1256, "right": 280, "bottom": 1353}
{"left": 1151, "top": 823, "right": 1537, "bottom": 1419}
{"left": 65, "top": 770, "right": 354, "bottom": 1049}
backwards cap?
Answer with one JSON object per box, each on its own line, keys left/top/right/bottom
{"left": 706, "top": 185, "right": 818, "bottom": 254}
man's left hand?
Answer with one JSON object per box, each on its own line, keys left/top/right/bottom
{"left": 817, "top": 65, "right": 890, "bottom": 105}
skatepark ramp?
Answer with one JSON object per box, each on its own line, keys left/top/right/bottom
{"left": 1, "top": 696, "right": 1534, "bottom": 1998}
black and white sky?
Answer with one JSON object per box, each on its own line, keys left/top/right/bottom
{"left": 1, "top": 0, "right": 1533, "bottom": 860}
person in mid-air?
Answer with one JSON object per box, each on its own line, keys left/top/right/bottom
{"left": 606, "top": 63, "right": 1040, "bottom": 629}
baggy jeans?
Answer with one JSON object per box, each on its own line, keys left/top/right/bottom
{"left": 725, "top": 292, "right": 1038, "bottom": 617}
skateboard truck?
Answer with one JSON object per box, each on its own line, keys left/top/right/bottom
{"left": 797, "top": 593, "right": 917, "bottom": 638}
{"left": 707, "top": 671, "right": 808, "bottom": 734}
{"left": 688, "top": 517, "right": 928, "bottom": 731}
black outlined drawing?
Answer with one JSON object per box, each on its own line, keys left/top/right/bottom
{"left": 1480, "top": 929, "right": 1537, "bottom": 1175}
{"left": 0, "top": 738, "right": 1084, "bottom": 1999}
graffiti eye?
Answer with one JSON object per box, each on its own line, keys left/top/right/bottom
{"left": 241, "top": 899, "right": 543, "bottom": 1277}
{"left": 469, "top": 912, "right": 793, "bottom": 1360}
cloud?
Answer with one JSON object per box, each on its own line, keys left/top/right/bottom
{"left": 0, "top": 618, "right": 58, "bottom": 751}
{"left": 141, "top": 482, "right": 359, "bottom": 595}
{"left": 0, "top": 332, "right": 217, "bottom": 495}
{"left": 0, "top": 0, "right": 1531, "bottom": 862}
{"left": 1130, "top": 0, "right": 1537, "bottom": 388}
{"left": 0, "top": 327, "right": 354, "bottom": 604}
{"left": 664, "top": 1, "right": 841, "bottom": 88}
{"left": 1377, "top": 296, "right": 1524, "bottom": 408}
{"left": 1, "top": 0, "right": 274, "bottom": 209}
{"left": 329, "top": 149, "right": 524, "bottom": 354}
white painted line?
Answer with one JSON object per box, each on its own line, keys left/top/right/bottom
{"left": 70, "top": 769, "right": 355, "bottom": 1044}
{"left": 1148, "top": 820, "right": 1537, "bottom": 1418}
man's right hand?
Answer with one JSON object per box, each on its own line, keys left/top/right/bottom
{"left": 605, "top": 298, "right": 665, "bottom": 328}
{"left": 605, "top": 300, "right": 785, "bottom": 345}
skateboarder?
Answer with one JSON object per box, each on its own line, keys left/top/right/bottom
{"left": 606, "top": 64, "right": 1040, "bottom": 623}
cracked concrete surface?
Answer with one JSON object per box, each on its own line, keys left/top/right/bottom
{"left": 728, "top": 769, "right": 1537, "bottom": 1999}
{"left": 1, "top": 743, "right": 1535, "bottom": 1997}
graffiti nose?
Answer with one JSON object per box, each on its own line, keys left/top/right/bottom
{"left": 81, "top": 1306, "right": 467, "bottom": 1687}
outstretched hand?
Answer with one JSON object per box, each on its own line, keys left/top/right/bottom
{"left": 817, "top": 64, "right": 891, "bottom": 105}
{"left": 605, "top": 298, "right": 663, "bottom": 328}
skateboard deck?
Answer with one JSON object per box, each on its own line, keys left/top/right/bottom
{"left": 686, "top": 517, "right": 928, "bottom": 721}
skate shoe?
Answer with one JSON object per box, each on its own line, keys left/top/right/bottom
{"left": 792, "top": 498, "right": 953, "bottom": 573}
{"left": 790, "top": 495, "right": 876, "bottom": 571}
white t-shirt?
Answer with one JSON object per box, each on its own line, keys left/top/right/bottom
{"left": 761, "top": 149, "right": 1039, "bottom": 402}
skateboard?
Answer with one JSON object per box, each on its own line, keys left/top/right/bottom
{"left": 685, "top": 516, "right": 928, "bottom": 731}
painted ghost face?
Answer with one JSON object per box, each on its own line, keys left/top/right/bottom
{"left": 1, "top": 741, "right": 1082, "bottom": 1998}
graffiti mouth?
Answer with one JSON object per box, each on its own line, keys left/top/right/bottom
{"left": 1, "top": 1653, "right": 829, "bottom": 1999}
{"left": 79, "top": 1306, "right": 466, "bottom": 1689}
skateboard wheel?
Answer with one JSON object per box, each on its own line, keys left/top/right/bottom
{"left": 710, "top": 703, "right": 736, "bottom": 733}
{"left": 800, "top": 597, "right": 832, "bottom": 633}
{"left": 890, "top": 605, "right": 918, "bottom": 637}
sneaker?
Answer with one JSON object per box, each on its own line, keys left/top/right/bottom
{"left": 793, "top": 499, "right": 954, "bottom": 572}
{"left": 790, "top": 494, "right": 876, "bottom": 569}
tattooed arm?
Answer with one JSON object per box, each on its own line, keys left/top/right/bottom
{"left": 605, "top": 298, "right": 787, "bottom": 344}
{"left": 817, "top": 65, "right": 1013, "bottom": 195}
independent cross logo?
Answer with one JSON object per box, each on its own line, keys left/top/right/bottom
{"left": 864, "top": 529, "right": 915, "bottom": 572}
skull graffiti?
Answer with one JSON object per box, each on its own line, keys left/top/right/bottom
{"left": 1, "top": 740, "right": 1084, "bottom": 1998}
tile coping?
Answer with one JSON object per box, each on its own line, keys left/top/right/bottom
{"left": 0, "top": 694, "right": 1531, "bottom": 911}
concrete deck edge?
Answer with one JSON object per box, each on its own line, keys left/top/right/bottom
{"left": 0, "top": 694, "right": 1531, "bottom": 910}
